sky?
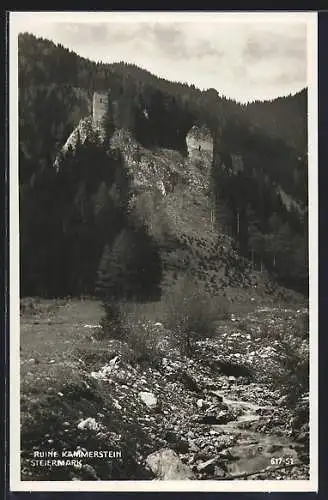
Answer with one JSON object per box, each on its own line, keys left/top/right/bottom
{"left": 11, "top": 12, "right": 313, "bottom": 103}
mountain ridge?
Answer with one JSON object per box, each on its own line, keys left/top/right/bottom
{"left": 19, "top": 31, "right": 307, "bottom": 105}
{"left": 19, "top": 33, "right": 307, "bottom": 152}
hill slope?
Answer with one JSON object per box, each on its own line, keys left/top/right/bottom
{"left": 18, "top": 32, "right": 308, "bottom": 298}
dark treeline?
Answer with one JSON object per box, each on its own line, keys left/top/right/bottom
{"left": 209, "top": 114, "right": 308, "bottom": 293}
{"left": 20, "top": 132, "right": 162, "bottom": 299}
{"left": 18, "top": 32, "right": 308, "bottom": 297}
{"left": 211, "top": 152, "right": 308, "bottom": 293}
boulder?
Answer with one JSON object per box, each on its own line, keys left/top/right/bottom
{"left": 146, "top": 448, "right": 195, "bottom": 480}
{"left": 199, "top": 406, "right": 235, "bottom": 425}
{"left": 77, "top": 417, "right": 101, "bottom": 431}
{"left": 138, "top": 391, "right": 158, "bottom": 410}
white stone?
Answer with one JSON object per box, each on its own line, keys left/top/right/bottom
{"left": 138, "top": 391, "right": 158, "bottom": 410}
{"left": 77, "top": 417, "right": 100, "bottom": 431}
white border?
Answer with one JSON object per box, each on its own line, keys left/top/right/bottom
{"left": 9, "top": 10, "right": 318, "bottom": 493}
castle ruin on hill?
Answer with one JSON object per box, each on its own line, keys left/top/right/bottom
{"left": 92, "top": 91, "right": 109, "bottom": 130}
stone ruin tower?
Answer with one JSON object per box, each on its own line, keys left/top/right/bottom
{"left": 92, "top": 91, "right": 109, "bottom": 130}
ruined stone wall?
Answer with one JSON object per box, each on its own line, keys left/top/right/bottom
{"left": 186, "top": 125, "right": 214, "bottom": 160}
{"left": 92, "top": 91, "right": 109, "bottom": 129}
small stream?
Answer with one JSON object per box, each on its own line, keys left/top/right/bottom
{"left": 211, "top": 392, "right": 301, "bottom": 478}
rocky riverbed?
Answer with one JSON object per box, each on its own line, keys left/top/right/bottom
{"left": 21, "top": 303, "right": 310, "bottom": 481}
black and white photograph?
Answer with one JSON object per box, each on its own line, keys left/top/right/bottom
{"left": 9, "top": 11, "right": 318, "bottom": 492}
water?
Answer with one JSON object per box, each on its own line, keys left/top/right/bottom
{"left": 212, "top": 393, "right": 300, "bottom": 478}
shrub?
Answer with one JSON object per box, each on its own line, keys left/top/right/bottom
{"left": 270, "top": 331, "right": 309, "bottom": 408}
{"left": 123, "top": 320, "right": 162, "bottom": 367}
{"left": 161, "top": 275, "right": 229, "bottom": 353}
{"left": 97, "top": 300, "right": 126, "bottom": 340}
{"left": 98, "top": 300, "right": 162, "bottom": 366}
{"left": 268, "top": 328, "right": 309, "bottom": 462}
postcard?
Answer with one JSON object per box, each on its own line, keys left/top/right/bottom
{"left": 9, "top": 10, "right": 318, "bottom": 493}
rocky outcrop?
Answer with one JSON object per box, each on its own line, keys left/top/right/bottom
{"left": 54, "top": 116, "right": 102, "bottom": 170}
{"left": 110, "top": 128, "right": 212, "bottom": 198}
{"left": 52, "top": 112, "right": 285, "bottom": 298}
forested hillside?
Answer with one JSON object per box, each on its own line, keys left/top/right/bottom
{"left": 18, "top": 32, "right": 308, "bottom": 297}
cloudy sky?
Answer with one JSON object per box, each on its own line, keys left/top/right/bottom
{"left": 11, "top": 12, "right": 314, "bottom": 103}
